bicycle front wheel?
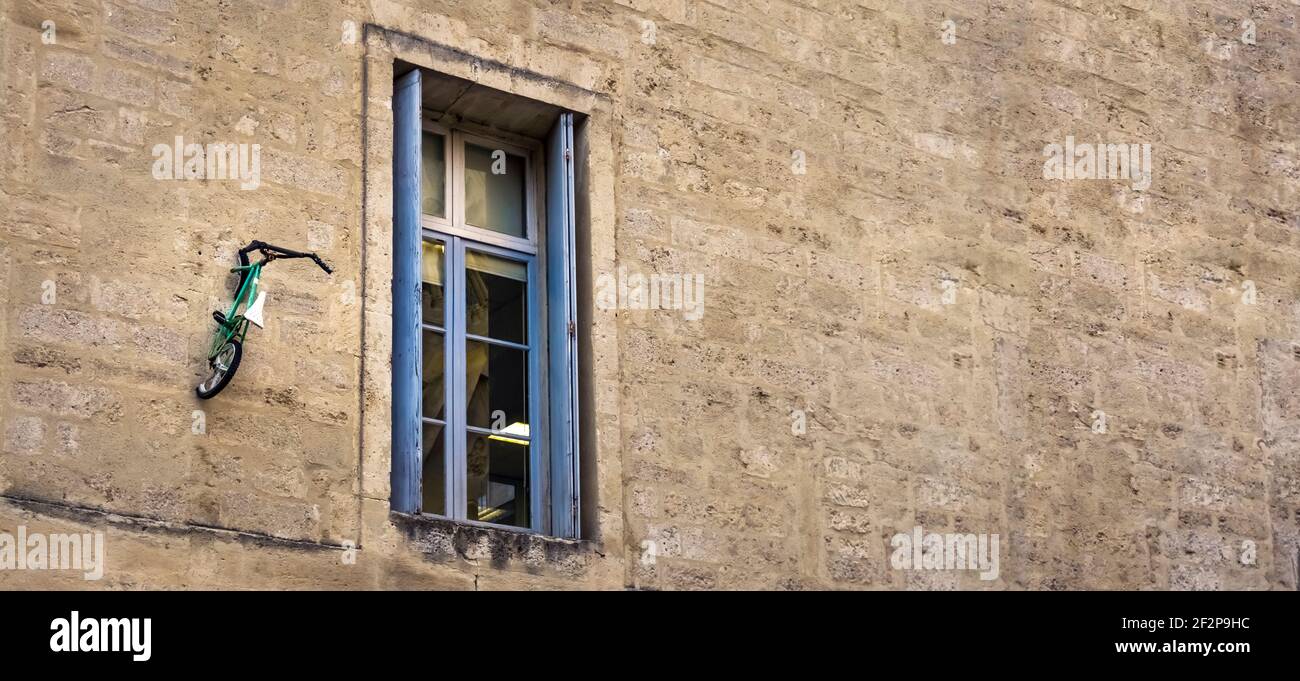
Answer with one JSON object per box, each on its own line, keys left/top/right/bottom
{"left": 196, "top": 340, "right": 242, "bottom": 399}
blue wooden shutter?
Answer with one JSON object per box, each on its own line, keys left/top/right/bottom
{"left": 391, "top": 68, "right": 422, "bottom": 513}
{"left": 546, "top": 113, "right": 580, "bottom": 538}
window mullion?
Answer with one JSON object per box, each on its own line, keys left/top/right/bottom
{"left": 440, "top": 236, "right": 454, "bottom": 518}
{"left": 449, "top": 135, "right": 465, "bottom": 522}
{"left": 450, "top": 236, "right": 468, "bottom": 521}
{"left": 527, "top": 255, "right": 545, "bottom": 534}
{"left": 451, "top": 130, "right": 464, "bottom": 230}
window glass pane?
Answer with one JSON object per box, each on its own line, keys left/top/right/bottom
{"left": 467, "top": 431, "right": 529, "bottom": 527}
{"left": 463, "top": 142, "right": 526, "bottom": 237}
{"left": 421, "top": 241, "right": 445, "bottom": 326}
{"left": 421, "top": 329, "right": 445, "bottom": 421}
{"left": 465, "top": 340, "right": 528, "bottom": 431}
{"left": 465, "top": 250, "right": 527, "bottom": 344}
{"left": 421, "top": 132, "right": 446, "bottom": 218}
{"left": 421, "top": 422, "right": 446, "bottom": 515}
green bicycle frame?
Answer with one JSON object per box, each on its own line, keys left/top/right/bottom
{"left": 207, "top": 262, "right": 263, "bottom": 360}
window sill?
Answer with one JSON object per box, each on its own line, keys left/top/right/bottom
{"left": 390, "top": 511, "right": 598, "bottom": 577}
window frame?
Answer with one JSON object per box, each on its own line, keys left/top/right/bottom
{"left": 392, "top": 69, "right": 582, "bottom": 539}
{"left": 416, "top": 121, "right": 551, "bottom": 534}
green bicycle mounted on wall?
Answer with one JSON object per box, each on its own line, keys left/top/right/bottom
{"left": 196, "top": 240, "right": 333, "bottom": 399}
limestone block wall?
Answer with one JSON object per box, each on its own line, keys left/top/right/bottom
{"left": 0, "top": 0, "right": 1296, "bottom": 589}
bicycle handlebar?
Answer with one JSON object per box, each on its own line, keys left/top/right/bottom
{"left": 312, "top": 254, "right": 334, "bottom": 275}
{"left": 238, "top": 240, "right": 333, "bottom": 276}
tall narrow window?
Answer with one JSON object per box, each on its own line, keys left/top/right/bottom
{"left": 392, "top": 68, "right": 581, "bottom": 537}
{"left": 418, "top": 128, "right": 541, "bottom": 530}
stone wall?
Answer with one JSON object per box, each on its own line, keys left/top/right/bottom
{"left": 1, "top": 0, "right": 1297, "bottom": 589}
